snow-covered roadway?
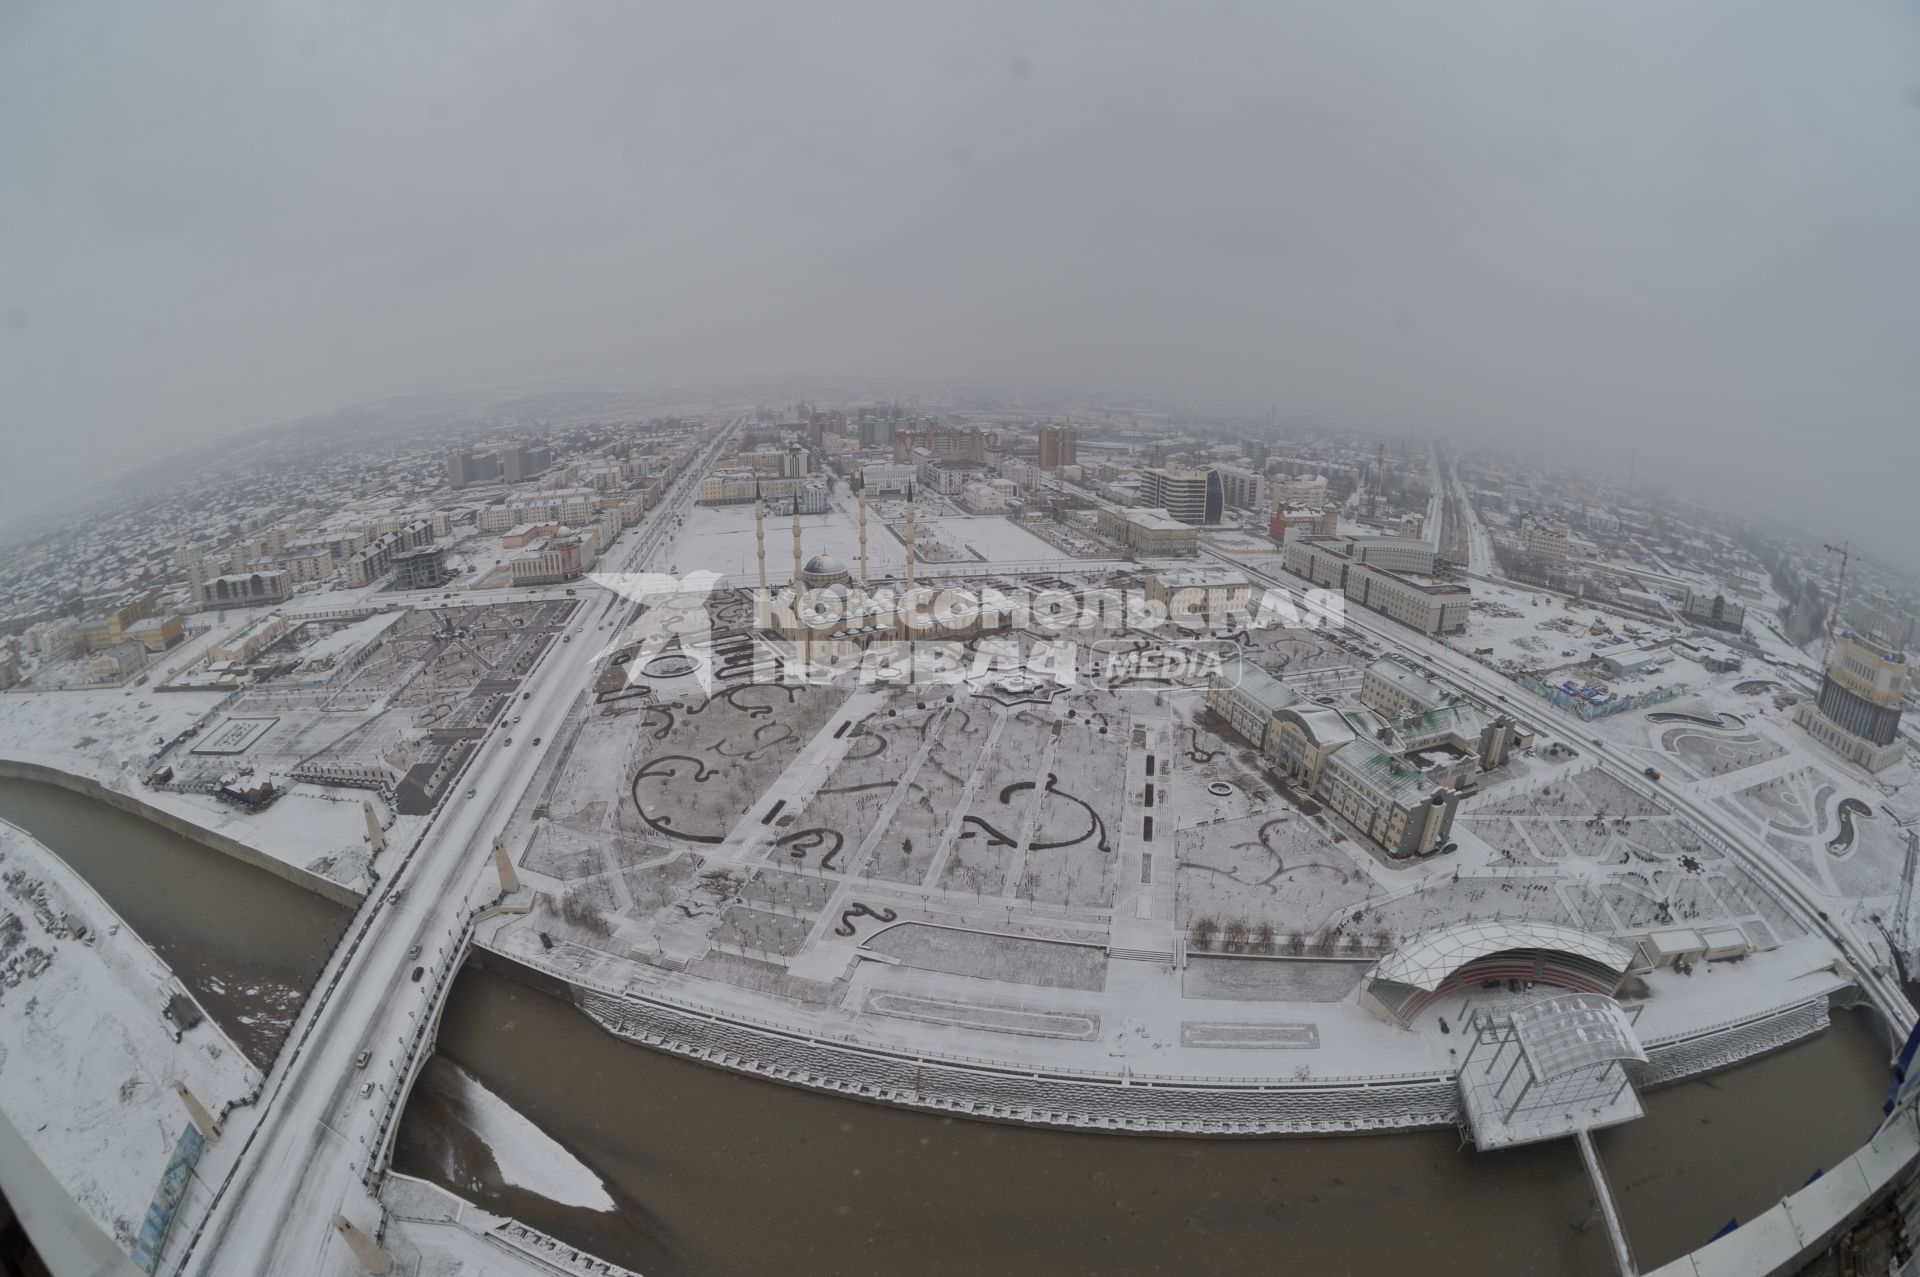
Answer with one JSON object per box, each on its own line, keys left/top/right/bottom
{"left": 166, "top": 423, "right": 737, "bottom": 1277}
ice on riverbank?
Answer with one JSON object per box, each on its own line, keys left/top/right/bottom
{"left": 436, "top": 1060, "right": 615, "bottom": 1213}
{"left": 0, "top": 821, "right": 257, "bottom": 1251}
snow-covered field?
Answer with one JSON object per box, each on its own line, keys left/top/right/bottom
{"left": 0, "top": 679, "right": 405, "bottom": 890}
{"left": 0, "top": 821, "right": 257, "bottom": 1251}
{"left": 675, "top": 497, "right": 1073, "bottom": 585}
{"left": 0, "top": 685, "right": 224, "bottom": 785}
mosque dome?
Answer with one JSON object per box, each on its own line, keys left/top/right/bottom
{"left": 803, "top": 554, "right": 846, "bottom": 577}
{"left": 799, "top": 552, "right": 852, "bottom": 590}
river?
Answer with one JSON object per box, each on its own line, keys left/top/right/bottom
{"left": 395, "top": 964, "right": 1891, "bottom": 1277}
{"left": 0, "top": 776, "right": 1892, "bottom": 1274}
{"left": 0, "top": 776, "right": 351, "bottom": 1068}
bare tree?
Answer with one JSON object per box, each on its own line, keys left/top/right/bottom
{"left": 1191, "top": 916, "right": 1218, "bottom": 951}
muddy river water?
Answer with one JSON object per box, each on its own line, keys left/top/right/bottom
{"left": 0, "top": 776, "right": 349, "bottom": 1067}
{"left": 396, "top": 965, "right": 1891, "bottom": 1277}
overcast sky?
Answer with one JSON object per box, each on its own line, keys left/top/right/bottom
{"left": 3, "top": 2, "right": 1917, "bottom": 552}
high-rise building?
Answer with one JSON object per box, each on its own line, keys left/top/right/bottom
{"left": 1794, "top": 628, "right": 1910, "bottom": 772}
{"left": 1211, "top": 464, "right": 1266, "bottom": 511}
{"left": 446, "top": 449, "right": 503, "bottom": 487}
{"left": 1140, "top": 466, "right": 1223, "bottom": 525}
{"left": 504, "top": 445, "right": 552, "bottom": 483}
{"left": 1038, "top": 425, "right": 1077, "bottom": 470}
{"left": 445, "top": 448, "right": 472, "bottom": 488}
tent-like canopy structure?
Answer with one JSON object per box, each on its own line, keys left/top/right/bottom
{"left": 1362, "top": 921, "right": 1639, "bottom": 1027}
{"left": 1512, "top": 992, "right": 1648, "bottom": 1079}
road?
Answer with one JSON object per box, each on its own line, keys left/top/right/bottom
{"left": 1211, "top": 545, "right": 1914, "bottom": 1036}
{"left": 169, "top": 421, "right": 738, "bottom": 1276}
{"left": 1432, "top": 443, "right": 1490, "bottom": 574}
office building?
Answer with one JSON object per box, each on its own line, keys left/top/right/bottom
{"left": 1285, "top": 535, "right": 1468, "bottom": 635}
{"left": 1096, "top": 507, "right": 1199, "bottom": 557}
{"left": 1269, "top": 506, "right": 1339, "bottom": 543}
{"left": 1212, "top": 465, "right": 1267, "bottom": 512}
{"left": 1680, "top": 588, "right": 1747, "bottom": 632}
{"left": 510, "top": 534, "right": 587, "bottom": 586}
{"left": 1145, "top": 569, "right": 1251, "bottom": 627}
{"left": 1140, "top": 466, "right": 1223, "bottom": 525}
{"left": 1269, "top": 474, "right": 1330, "bottom": 512}
{"left": 1794, "top": 629, "right": 1910, "bottom": 772}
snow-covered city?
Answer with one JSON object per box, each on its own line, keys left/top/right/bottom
{"left": 2, "top": 388, "right": 1918, "bottom": 1276}
{"left": 6, "top": 4, "right": 1920, "bottom": 1276}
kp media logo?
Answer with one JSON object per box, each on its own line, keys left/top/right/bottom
{"left": 586, "top": 572, "right": 1343, "bottom": 695}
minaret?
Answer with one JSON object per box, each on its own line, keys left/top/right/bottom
{"left": 858, "top": 488, "right": 869, "bottom": 589}
{"left": 362, "top": 800, "right": 384, "bottom": 854}
{"left": 904, "top": 487, "right": 917, "bottom": 597}
{"left": 754, "top": 499, "right": 767, "bottom": 596}
{"left": 790, "top": 503, "right": 809, "bottom": 667}
{"left": 790, "top": 503, "right": 804, "bottom": 592}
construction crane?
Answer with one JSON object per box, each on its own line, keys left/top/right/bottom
{"left": 1368, "top": 441, "right": 1386, "bottom": 520}
{"left": 1821, "top": 538, "right": 1911, "bottom": 664}
{"left": 1822, "top": 541, "right": 1852, "bottom": 669}
{"left": 1898, "top": 830, "right": 1920, "bottom": 959}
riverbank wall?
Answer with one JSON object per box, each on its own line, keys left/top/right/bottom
{"left": 473, "top": 945, "right": 1841, "bottom": 1138}
{"left": 0, "top": 759, "right": 360, "bottom": 908}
